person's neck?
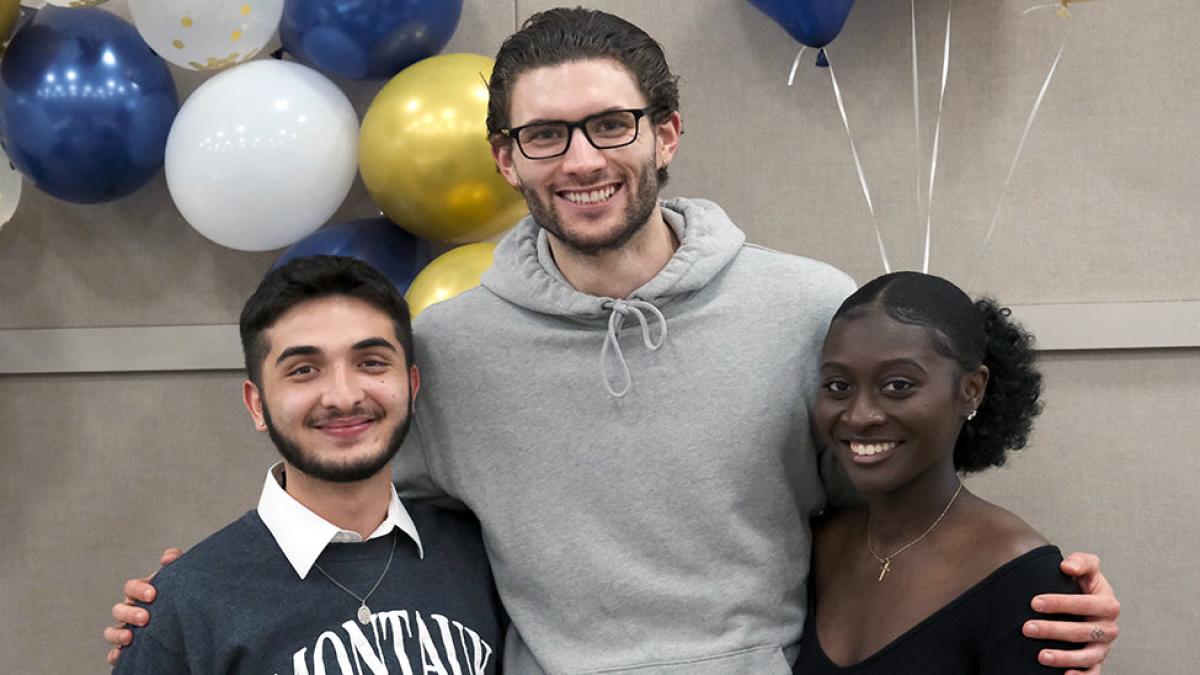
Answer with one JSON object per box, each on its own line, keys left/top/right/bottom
{"left": 548, "top": 207, "right": 678, "bottom": 299}
{"left": 282, "top": 463, "right": 393, "bottom": 539}
{"left": 865, "top": 463, "right": 964, "bottom": 552}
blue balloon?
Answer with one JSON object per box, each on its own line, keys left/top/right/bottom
{"left": 0, "top": 7, "right": 179, "bottom": 204}
{"left": 280, "top": 0, "right": 463, "bottom": 81}
{"left": 273, "top": 218, "right": 433, "bottom": 293}
{"left": 748, "top": 0, "right": 856, "bottom": 55}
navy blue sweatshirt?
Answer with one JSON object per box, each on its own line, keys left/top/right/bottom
{"left": 115, "top": 504, "right": 505, "bottom": 674}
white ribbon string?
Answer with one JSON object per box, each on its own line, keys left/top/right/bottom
{"left": 1025, "top": 0, "right": 1094, "bottom": 19}
{"left": 968, "top": 38, "right": 1066, "bottom": 290}
{"left": 922, "top": 0, "right": 953, "bottom": 273}
{"left": 826, "top": 50, "right": 892, "bottom": 273}
{"left": 1023, "top": 2, "right": 1062, "bottom": 14}
{"left": 911, "top": 0, "right": 924, "bottom": 249}
{"left": 787, "top": 46, "right": 809, "bottom": 86}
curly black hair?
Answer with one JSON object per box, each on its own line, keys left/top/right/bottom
{"left": 955, "top": 298, "right": 1043, "bottom": 472}
{"left": 833, "top": 272, "right": 1043, "bottom": 473}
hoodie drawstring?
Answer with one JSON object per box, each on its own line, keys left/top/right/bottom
{"left": 599, "top": 299, "right": 667, "bottom": 397}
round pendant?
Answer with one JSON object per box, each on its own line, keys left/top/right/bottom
{"left": 357, "top": 604, "right": 372, "bottom": 624}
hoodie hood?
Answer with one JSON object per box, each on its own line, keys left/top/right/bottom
{"left": 481, "top": 197, "right": 747, "bottom": 318}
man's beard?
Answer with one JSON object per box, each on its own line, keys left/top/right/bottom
{"left": 262, "top": 401, "right": 411, "bottom": 484}
{"left": 522, "top": 155, "right": 659, "bottom": 256}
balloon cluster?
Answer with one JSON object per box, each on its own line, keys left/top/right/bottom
{"left": 0, "top": 0, "right": 520, "bottom": 313}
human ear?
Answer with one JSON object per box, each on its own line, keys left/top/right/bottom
{"left": 654, "top": 111, "right": 682, "bottom": 168}
{"left": 962, "top": 365, "right": 990, "bottom": 414}
{"left": 243, "top": 380, "right": 267, "bottom": 432}
{"left": 408, "top": 364, "right": 421, "bottom": 403}
{"left": 491, "top": 138, "right": 522, "bottom": 189}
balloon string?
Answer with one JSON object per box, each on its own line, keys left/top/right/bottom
{"left": 910, "top": 0, "right": 923, "bottom": 253}
{"left": 1023, "top": 2, "right": 1062, "bottom": 14}
{"left": 1024, "top": 0, "right": 1094, "bottom": 18}
{"left": 826, "top": 51, "right": 892, "bottom": 274}
{"left": 922, "top": 0, "right": 953, "bottom": 274}
{"left": 968, "top": 37, "right": 1066, "bottom": 290}
{"left": 788, "top": 46, "right": 809, "bottom": 86}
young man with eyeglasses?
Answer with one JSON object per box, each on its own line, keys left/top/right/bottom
{"left": 109, "top": 8, "right": 1120, "bottom": 674}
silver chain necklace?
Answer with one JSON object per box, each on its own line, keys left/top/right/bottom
{"left": 311, "top": 531, "right": 398, "bottom": 624}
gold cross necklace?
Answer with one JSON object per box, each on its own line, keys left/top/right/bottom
{"left": 866, "top": 481, "right": 964, "bottom": 581}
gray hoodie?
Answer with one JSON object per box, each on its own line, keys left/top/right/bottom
{"left": 397, "top": 197, "right": 857, "bottom": 674}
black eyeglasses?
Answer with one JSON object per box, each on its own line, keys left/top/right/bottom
{"left": 501, "top": 108, "right": 652, "bottom": 160}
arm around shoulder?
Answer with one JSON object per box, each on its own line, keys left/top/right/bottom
{"left": 112, "top": 612, "right": 191, "bottom": 675}
{"left": 980, "top": 547, "right": 1080, "bottom": 675}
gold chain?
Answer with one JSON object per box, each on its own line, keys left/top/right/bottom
{"left": 867, "top": 481, "right": 964, "bottom": 582}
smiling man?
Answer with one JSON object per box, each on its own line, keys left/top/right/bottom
{"left": 112, "top": 256, "right": 504, "bottom": 674}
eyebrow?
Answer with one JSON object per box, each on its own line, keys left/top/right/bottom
{"left": 274, "top": 338, "right": 397, "bottom": 366}
{"left": 352, "top": 337, "right": 398, "bottom": 353}
{"left": 517, "top": 106, "right": 631, "bottom": 126}
{"left": 879, "top": 357, "right": 928, "bottom": 373}
{"left": 276, "top": 345, "right": 319, "bottom": 365}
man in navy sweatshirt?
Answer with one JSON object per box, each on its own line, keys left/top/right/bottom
{"left": 113, "top": 256, "right": 504, "bottom": 674}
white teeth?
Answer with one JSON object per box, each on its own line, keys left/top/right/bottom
{"left": 563, "top": 186, "right": 616, "bottom": 204}
{"left": 850, "top": 442, "right": 898, "bottom": 456}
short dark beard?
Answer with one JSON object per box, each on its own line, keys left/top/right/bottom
{"left": 522, "top": 154, "right": 660, "bottom": 256}
{"left": 261, "top": 400, "right": 411, "bottom": 484}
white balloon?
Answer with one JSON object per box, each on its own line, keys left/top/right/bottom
{"left": 0, "top": 147, "right": 21, "bottom": 229}
{"left": 165, "top": 60, "right": 358, "bottom": 252}
{"left": 129, "top": 0, "right": 283, "bottom": 72}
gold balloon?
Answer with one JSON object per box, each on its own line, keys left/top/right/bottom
{"left": 0, "top": 0, "right": 19, "bottom": 47}
{"left": 359, "top": 53, "right": 527, "bottom": 244}
{"left": 405, "top": 243, "right": 496, "bottom": 318}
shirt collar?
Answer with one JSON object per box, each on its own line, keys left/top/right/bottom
{"left": 256, "top": 462, "right": 424, "bottom": 579}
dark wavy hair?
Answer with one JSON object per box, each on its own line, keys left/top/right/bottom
{"left": 239, "top": 256, "right": 413, "bottom": 388}
{"left": 486, "top": 7, "right": 680, "bottom": 185}
{"left": 832, "top": 272, "right": 1043, "bottom": 473}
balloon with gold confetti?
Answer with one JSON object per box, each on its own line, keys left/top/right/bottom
{"left": 405, "top": 243, "right": 496, "bottom": 318}
{"left": 360, "top": 54, "right": 528, "bottom": 243}
{"left": 129, "top": 0, "right": 283, "bottom": 72}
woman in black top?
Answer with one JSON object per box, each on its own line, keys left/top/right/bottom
{"left": 795, "top": 272, "right": 1077, "bottom": 674}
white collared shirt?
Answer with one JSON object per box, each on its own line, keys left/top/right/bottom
{"left": 256, "top": 462, "right": 424, "bottom": 579}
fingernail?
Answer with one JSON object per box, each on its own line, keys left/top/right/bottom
{"left": 1040, "top": 650, "right": 1055, "bottom": 665}
{"left": 1032, "top": 598, "right": 1046, "bottom": 612}
{"left": 136, "top": 610, "right": 148, "bottom": 624}
{"left": 1026, "top": 622, "right": 1040, "bottom": 636}
{"left": 143, "top": 589, "right": 154, "bottom": 602}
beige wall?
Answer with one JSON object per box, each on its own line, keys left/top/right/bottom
{"left": 0, "top": 0, "right": 1194, "bottom": 671}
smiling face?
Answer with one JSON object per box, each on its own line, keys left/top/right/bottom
{"left": 492, "top": 58, "right": 680, "bottom": 255}
{"left": 814, "top": 307, "right": 987, "bottom": 495}
{"left": 242, "top": 295, "right": 419, "bottom": 484}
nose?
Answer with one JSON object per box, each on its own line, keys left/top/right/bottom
{"left": 844, "top": 391, "right": 886, "bottom": 429}
{"left": 560, "top": 127, "right": 606, "bottom": 176}
{"left": 321, "top": 364, "right": 365, "bottom": 411}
